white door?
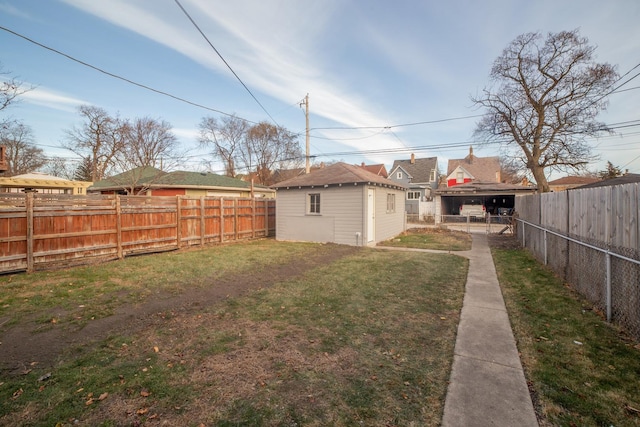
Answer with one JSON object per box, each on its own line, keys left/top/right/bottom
{"left": 367, "top": 189, "right": 375, "bottom": 242}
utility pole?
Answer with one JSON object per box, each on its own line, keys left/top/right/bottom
{"left": 302, "top": 93, "right": 310, "bottom": 174}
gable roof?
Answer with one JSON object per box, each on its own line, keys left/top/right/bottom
{"left": 270, "top": 162, "right": 406, "bottom": 190}
{"left": 390, "top": 156, "right": 437, "bottom": 183}
{"left": 358, "top": 163, "right": 388, "bottom": 178}
{"left": 447, "top": 165, "right": 476, "bottom": 180}
{"left": 447, "top": 148, "right": 500, "bottom": 183}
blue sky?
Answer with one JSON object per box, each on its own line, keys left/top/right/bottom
{"left": 1, "top": 0, "right": 639, "bottom": 178}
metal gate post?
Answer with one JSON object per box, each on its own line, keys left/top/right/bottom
{"left": 606, "top": 251, "right": 612, "bottom": 322}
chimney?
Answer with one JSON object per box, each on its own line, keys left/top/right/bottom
{"left": 410, "top": 153, "right": 415, "bottom": 164}
{"left": 469, "top": 146, "right": 474, "bottom": 163}
{"left": 361, "top": 162, "right": 365, "bottom": 167}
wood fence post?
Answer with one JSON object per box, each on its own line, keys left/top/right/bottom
{"left": 116, "top": 196, "right": 123, "bottom": 259}
{"left": 176, "top": 196, "right": 182, "bottom": 249}
{"left": 263, "top": 199, "right": 268, "bottom": 237}
{"left": 200, "top": 196, "right": 205, "bottom": 247}
{"left": 26, "top": 192, "right": 34, "bottom": 273}
{"left": 220, "top": 197, "right": 224, "bottom": 243}
{"left": 252, "top": 198, "right": 256, "bottom": 238}
{"left": 234, "top": 198, "right": 239, "bottom": 241}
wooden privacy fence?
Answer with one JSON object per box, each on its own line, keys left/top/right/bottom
{"left": 0, "top": 193, "right": 276, "bottom": 273}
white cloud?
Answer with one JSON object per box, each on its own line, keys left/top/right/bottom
{"left": 0, "top": 2, "right": 34, "bottom": 20}
{"left": 21, "top": 86, "right": 86, "bottom": 112}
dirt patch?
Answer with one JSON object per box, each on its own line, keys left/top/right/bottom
{"left": 487, "top": 234, "right": 522, "bottom": 250}
{"left": 0, "top": 244, "right": 360, "bottom": 374}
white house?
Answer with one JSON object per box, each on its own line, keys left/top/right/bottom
{"left": 271, "top": 162, "right": 407, "bottom": 246}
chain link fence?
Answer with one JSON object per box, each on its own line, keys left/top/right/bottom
{"left": 518, "top": 219, "right": 640, "bottom": 341}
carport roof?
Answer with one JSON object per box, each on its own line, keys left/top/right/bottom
{"left": 436, "top": 181, "right": 537, "bottom": 195}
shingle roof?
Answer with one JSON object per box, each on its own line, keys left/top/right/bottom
{"left": 447, "top": 150, "right": 500, "bottom": 183}
{"left": 436, "top": 181, "right": 537, "bottom": 194}
{"left": 572, "top": 173, "right": 640, "bottom": 189}
{"left": 390, "top": 157, "right": 437, "bottom": 183}
{"left": 90, "top": 167, "right": 271, "bottom": 191}
{"left": 548, "top": 176, "right": 600, "bottom": 186}
{"left": 358, "top": 163, "right": 388, "bottom": 178}
{"left": 270, "top": 162, "right": 406, "bottom": 189}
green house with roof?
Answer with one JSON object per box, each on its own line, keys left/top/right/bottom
{"left": 89, "top": 167, "right": 275, "bottom": 198}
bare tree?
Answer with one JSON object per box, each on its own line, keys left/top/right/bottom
{"left": 242, "top": 122, "right": 302, "bottom": 185}
{"left": 63, "top": 105, "right": 126, "bottom": 181}
{"left": 1, "top": 63, "right": 31, "bottom": 116}
{"left": 117, "top": 117, "right": 180, "bottom": 171}
{"left": 41, "top": 157, "right": 78, "bottom": 180}
{"left": 198, "top": 115, "right": 247, "bottom": 177}
{"left": 0, "top": 121, "right": 46, "bottom": 175}
{"left": 472, "top": 30, "right": 618, "bottom": 192}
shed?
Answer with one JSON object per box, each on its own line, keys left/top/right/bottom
{"left": 271, "top": 162, "right": 407, "bottom": 246}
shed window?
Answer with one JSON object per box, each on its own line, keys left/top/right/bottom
{"left": 308, "top": 193, "right": 321, "bottom": 214}
{"left": 387, "top": 193, "right": 396, "bottom": 213}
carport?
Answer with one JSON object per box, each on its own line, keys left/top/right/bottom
{"left": 435, "top": 182, "right": 536, "bottom": 221}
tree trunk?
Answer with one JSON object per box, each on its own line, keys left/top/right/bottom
{"left": 531, "top": 166, "right": 549, "bottom": 192}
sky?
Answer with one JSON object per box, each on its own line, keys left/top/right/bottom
{"left": 0, "top": 0, "right": 639, "bottom": 179}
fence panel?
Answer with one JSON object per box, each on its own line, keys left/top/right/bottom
{"left": 0, "top": 194, "right": 275, "bottom": 274}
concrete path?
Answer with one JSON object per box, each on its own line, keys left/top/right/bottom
{"left": 441, "top": 233, "right": 538, "bottom": 426}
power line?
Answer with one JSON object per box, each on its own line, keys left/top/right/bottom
{"left": 173, "top": 0, "right": 279, "bottom": 126}
{"left": 0, "top": 25, "right": 261, "bottom": 125}
{"left": 311, "top": 114, "right": 483, "bottom": 131}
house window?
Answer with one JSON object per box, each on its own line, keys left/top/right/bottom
{"left": 386, "top": 193, "right": 395, "bottom": 213}
{"left": 308, "top": 193, "right": 320, "bottom": 214}
{"left": 430, "top": 169, "right": 437, "bottom": 182}
{"left": 456, "top": 171, "right": 464, "bottom": 183}
{"left": 397, "top": 171, "right": 403, "bottom": 179}
{"left": 407, "top": 191, "right": 420, "bottom": 200}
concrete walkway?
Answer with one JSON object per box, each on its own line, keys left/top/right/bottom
{"left": 441, "top": 233, "right": 538, "bottom": 426}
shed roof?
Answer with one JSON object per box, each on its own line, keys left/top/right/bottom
{"left": 390, "top": 157, "right": 437, "bottom": 183}
{"left": 271, "top": 162, "right": 406, "bottom": 190}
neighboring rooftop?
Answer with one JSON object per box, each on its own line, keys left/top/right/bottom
{"left": 390, "top": 155, "right": 438, "bottom": 183}
{"left": 572, "top": 173, "right": 640, "bottom": 190}
{"left": 447, "top": 147, "right": 500, "bottom": 183}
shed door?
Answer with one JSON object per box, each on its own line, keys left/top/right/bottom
{"left": 367, "top": 189, "right": 375, "bottom": 242}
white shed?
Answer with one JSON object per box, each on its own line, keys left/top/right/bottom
{"left": 271, "top": 162, "right": 407, "bottom": 246}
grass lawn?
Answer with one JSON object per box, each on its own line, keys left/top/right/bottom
{"left": 378, "top": 227, "right": 472, "bottom": 251}
{"left": 0, "top": 239, "right": 468, "bottom": 426}
{"left": 492, "top": 245, "right": 640, "bottom": 426}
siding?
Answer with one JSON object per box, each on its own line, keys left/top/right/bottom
{"left": 275, "top": 186, "right": 363, "bottom": 245}
{"left": 373, "top": 187, "right": 406, "bottom": 243}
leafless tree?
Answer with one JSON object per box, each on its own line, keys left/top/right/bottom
{"left": 0, "top": 121, "right": 46, "bottom": 176}
{"left": 242, "top": 122, "right": 302, "bottom": 185}
{"left": 117, "top": 117, "right": 181, "bottom": 171}
{"left": 472, "top": 29, "right": 618, "bottom": 192}
{"left": 198, "top": 115, "right": 248, "bottom": 177}
{"left": 1, "top": 63, "right": 31, "bottom": 115}
{"left": 41, "top": 157, "right": 78, "bottom": 180}
{"left": 62, "top": 105, "right": 126, "bottom": 182}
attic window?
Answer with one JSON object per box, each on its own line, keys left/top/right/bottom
{"left": 430, "top": 169, "right": 436, "bottom": 182}
{"left": 456, "top": 171, "right": 464, "bottom": 183}
{"left": 397, "top": 171, "right": 403, "bottom": 179}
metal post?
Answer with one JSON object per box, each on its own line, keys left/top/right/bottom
{"left": 544, "top": 229, "right": 548, "bottom": 265}
{"left": 466, "top": 214, "right": 470, "bottom": 234}
{"left": 606, "top": 251, "right": 612, "bottom": 322}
